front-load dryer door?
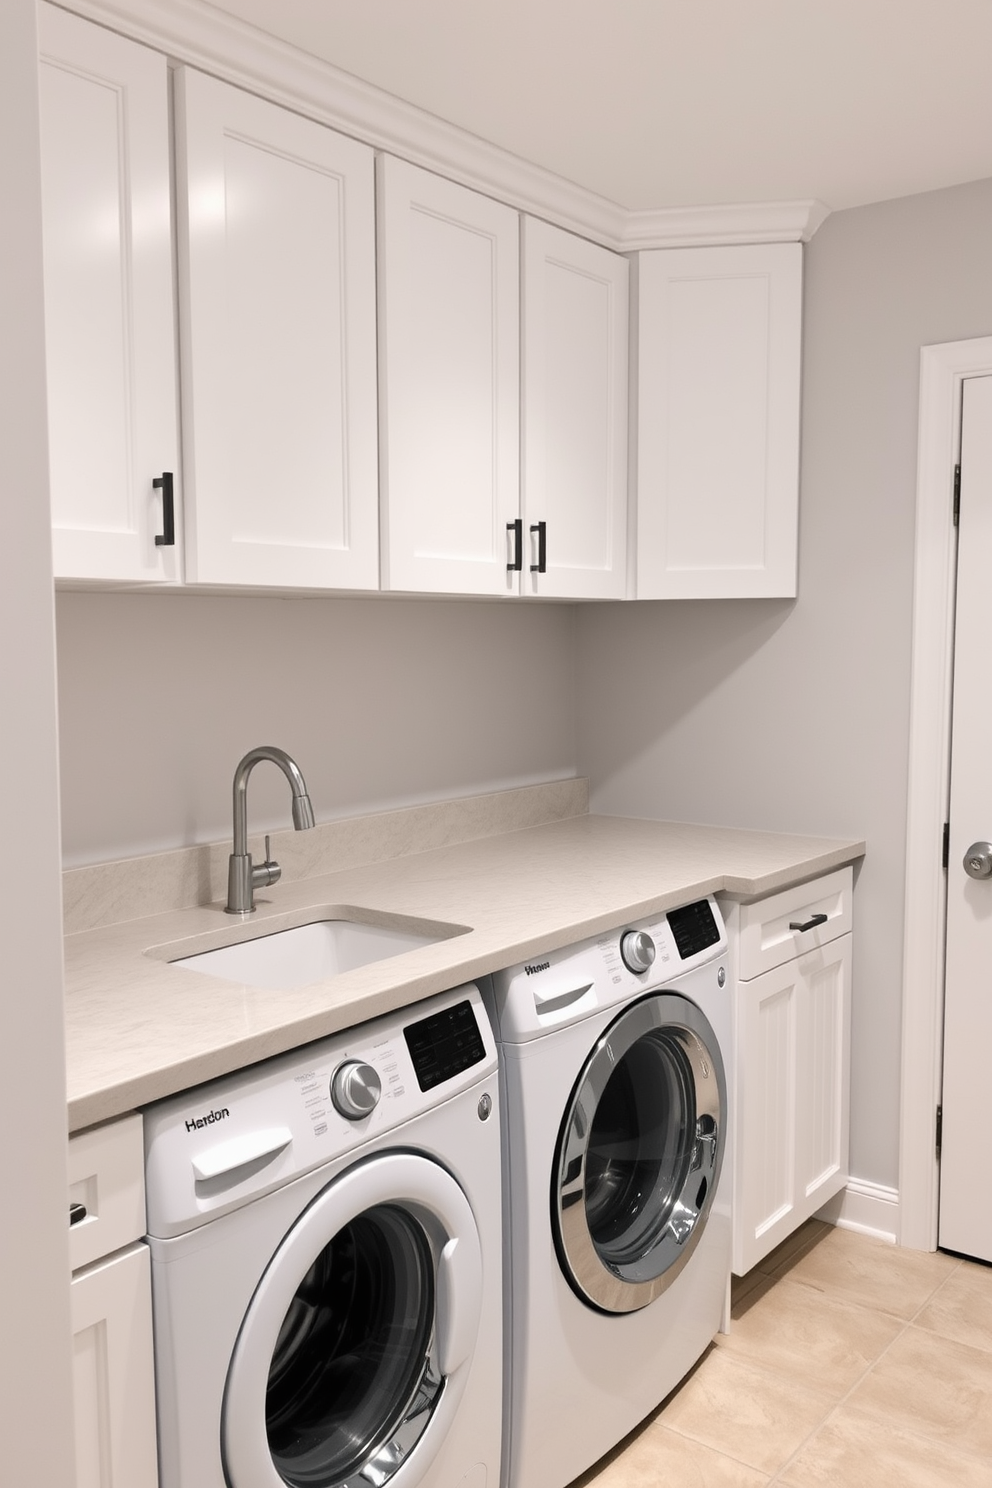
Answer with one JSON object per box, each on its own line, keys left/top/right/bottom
{"left": 553, "top": 992, "right": 726, "bottom": 1314}
{"left": 222, "top": 1152, "right": 483, "bottom": 1488}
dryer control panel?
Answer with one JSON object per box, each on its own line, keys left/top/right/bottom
{"left": 487, "top": 897, "right": 727, "bottom": 1045}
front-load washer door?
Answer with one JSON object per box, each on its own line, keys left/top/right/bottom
{"left": 553, "top": 992, "right": 726, "bottom": 1314}
{"left": 222, "top": 1152, "right": 483, "bottom": 1488}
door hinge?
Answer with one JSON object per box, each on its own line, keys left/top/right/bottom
{"left": 942, "top": 821, "right": 950, "bottom": 869}
{"left": 936, "top": 1104, "right": 943, "bottom": 1159}
{"left": 953, "top": 464, "right": 961, "bottom": 526}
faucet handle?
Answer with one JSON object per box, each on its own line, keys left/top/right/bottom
{"left": 251, "top": 835, "right": 282, "bottom": 892}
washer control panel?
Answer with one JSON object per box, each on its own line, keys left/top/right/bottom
{"left": 144, "top": 981, "right": 497, "bottom": 1238}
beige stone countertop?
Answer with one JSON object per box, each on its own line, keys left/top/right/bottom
{"left": 64, "top": 814, "right": 864, "bottom": 1132}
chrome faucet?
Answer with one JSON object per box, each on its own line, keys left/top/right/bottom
{"left": 226, "top": 746, "right": 316, "bottom": 915}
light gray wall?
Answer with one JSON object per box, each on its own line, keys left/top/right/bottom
{"left": 1, "top": 0, "right": 76, "bottom": 1475}
{"left": 56, "top": 591, "right": 578, "bottom": 864}
{"left": 578, "top": 177, "right": 992, "bottom": 1193}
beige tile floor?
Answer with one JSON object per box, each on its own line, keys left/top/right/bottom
{"left": 572, "top": 1221, "right": 992, "bottom": 1488}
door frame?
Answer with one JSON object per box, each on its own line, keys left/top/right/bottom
{"left": 899, "top": 336, "right": 992, "bottom": 1249}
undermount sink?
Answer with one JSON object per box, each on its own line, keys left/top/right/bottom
{"left": 171, "top": 918, "right": 442, "bottom": 991}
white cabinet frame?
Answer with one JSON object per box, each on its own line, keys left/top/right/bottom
{"left": 377, "top": 155, "right": 520, "bottom": 596}
{"left": 634, "top": 243, "right": 802, "bottom": 599}
{"left": 176, "top": 69, "right": 379, "bottom": 589}
{"left": 38, "top": 2, "right": 180, "bottom": 583}
{"left": 521, "top": 218, "right": 628, "bottom": 600}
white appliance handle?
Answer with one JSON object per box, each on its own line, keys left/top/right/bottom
{"left": 436, "top": 1232, "right": 483, "bottom": 1375}
{"left": 191, "top": 1127, "right": 293, "bottom": 1182}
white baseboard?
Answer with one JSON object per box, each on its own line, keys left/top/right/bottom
{"left": 816, "top": 1179, "right": 900, "bottom": 1245}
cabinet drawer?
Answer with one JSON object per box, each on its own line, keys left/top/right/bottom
{"left": 68, "top": 1113, "right": 146, "bottom": 1271}
{"left": 737, "top": 867, "right": 852, "bottom": 981}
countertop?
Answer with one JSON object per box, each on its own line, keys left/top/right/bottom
{"left": 64, "top": 814, "right": 864, "bottom": 1132}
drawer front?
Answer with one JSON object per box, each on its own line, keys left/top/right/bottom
{"left": 68, "top": 1113, "right": 146, "bottom": 1271}
{"left": 737, "top": 866, "right": 852, "bottom": 980}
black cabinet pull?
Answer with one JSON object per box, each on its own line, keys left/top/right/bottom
{"left": 154, "top": 471, "right": 175, "bottom": 547}
{"left": 69, "top": 1202, "right": 87, "bottom": 1226}
{"left": 530, "top": 520, "right": 547, "bottom": 574}
{"left": 789, "top": 912, "right": 828, "bottom": 933}
{"left": 507, "top": 518, "right": 522, "bottom": 572}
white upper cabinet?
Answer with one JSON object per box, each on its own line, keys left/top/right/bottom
{"left": 37, "top": 4, "right": 180, "bottom": 583}
{"left": 377, "top": 156, "right": 520, "bottom": 596}
{"left": 634, "top": 243, "right": 802, "bottom": 599}
{"left": 175, "top": 70, "right": 379, "bottom": 589}
{"left": 521, "top": 219, "right": 629, "bottom": 600}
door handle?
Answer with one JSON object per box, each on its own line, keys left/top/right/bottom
{"left": 963, "top": 841, "right": 992, "bottom": 879}
{"left": 789, "top": 913, "right": 828, "bottom": 933}
{"left": 530, "top": 521, "right": 547, "bottom": 574}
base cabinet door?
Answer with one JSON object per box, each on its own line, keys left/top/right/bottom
{"left": 521, "top": 217, "right": 628, "bottom": 599}
{"left": 72, "top": 1243, "right": 159, "bottom": 1488}
{"left": 634, "top": 242, "right": 802, "bottom": 599}
{"left": 37, "top": 3, "right": 180, "bottom": 583}
{"left": 377, "top": 155, "right": 520, "bottom": 596}
{"left": 728, "top": 868, "right": 856, "bottom": 1279}
{"left": 176, "top": 69, "right": 379, "bottom": 589}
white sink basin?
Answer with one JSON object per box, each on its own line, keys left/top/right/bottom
{"left": 171, "top": 919, "right": 440, "bottom": 991}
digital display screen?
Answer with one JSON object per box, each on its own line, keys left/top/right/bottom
{"left": 667, "top": 900, "right": 720, "bottom": 960}
{"left": 404, "top": 999, "right": 486, "bottom": 1092}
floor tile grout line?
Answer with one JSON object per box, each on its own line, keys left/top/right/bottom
{"left": 763, "top": 1312, "right": 916, "bottom": 1486}
{"left": 763, "top": 1248, "right": 980, "bottom": 1485}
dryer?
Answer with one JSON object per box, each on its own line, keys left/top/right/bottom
{"left": 144, "top": 982, "right": 501, "bottom": 1488}
{"left": 485, "top": 898, "right": 731, "bottom": 1488}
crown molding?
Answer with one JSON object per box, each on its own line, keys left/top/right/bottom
{"left": 55, "top": 0, "right": 831, "bottom": 251}
{"left": 622, "top": 199, "right": 831, "bottom": 250}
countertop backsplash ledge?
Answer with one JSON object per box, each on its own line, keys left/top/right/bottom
{"left": 62, "top": 778, "right": 590, "bottom": 936}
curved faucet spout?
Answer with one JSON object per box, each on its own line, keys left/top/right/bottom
{"left": 227, "top": 746, "right": 315, "bottom": 914}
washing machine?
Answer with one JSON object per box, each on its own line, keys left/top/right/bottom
{"left": 485, "top": 898, "right": 731, "bottom": 1488}
{"left": 143, "top": 982, "right": 502, "bottom": 1488}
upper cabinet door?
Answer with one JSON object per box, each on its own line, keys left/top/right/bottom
{"left": 634, "top": 243, "right": 802, "bottom": 600}
{"left": 176, "top": 70, "right": 379, "bottom": 589}
{"left": 521, "top": 220, "right": 629, "bottom": 600}
{"left": 38, "top": 4, "right": 180, "bottom": 583}
{"left": 378, "top": 156, "right": 520, "bottom": 596}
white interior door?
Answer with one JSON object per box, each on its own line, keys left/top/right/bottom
{"left": 940, "top": 374, "right": 992, "bottom": 1260}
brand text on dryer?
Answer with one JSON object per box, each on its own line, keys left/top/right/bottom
{"left": 185, "top": 1107, "right": 230, "bottom": 1132}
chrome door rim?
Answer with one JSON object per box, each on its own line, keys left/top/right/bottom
{"left": 553, "top": 992, "right": 726, "bottom": 1314}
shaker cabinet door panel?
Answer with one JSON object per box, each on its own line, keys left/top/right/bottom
{"left": 521, "top": 218, "right": 628, "bottom": 599}
{"left": 176, "top": 69, "right": 379, "bottom": 589}
{"left": 72, "top": 1244, "right": 159, "bottom": 1488}
{"left": 38, "top": 3, "right": 180, "bottom": 583}
{"left": 635, "top": 243, "right": 801, "bottom": 599}
{"left": 733, "top": 931, "right": 852, "bottom": 1275}
{"left": 378, "top": 155, "right": 520, "bottom": 595}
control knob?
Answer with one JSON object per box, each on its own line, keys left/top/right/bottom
{"left": 620, "top": 929, "right": 656, "bottom": 974}
{"left": 331, "top": 1060, "right": 381, "bottom": 1120}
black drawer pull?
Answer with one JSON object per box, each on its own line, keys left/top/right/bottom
{"left": 530, "top": 520, "right": 547, "bottom": 574}
{"left": 789, "top": 912, "right": 828, "bottom": 933}
{"left": 69, "top": 1202, "right": 87, "bottom": 1226}
{"left": 154, "top": 471, "right": 175, "bottom": 547}
{"left": 507, "top": 518, "right": 522, "bottom": 572}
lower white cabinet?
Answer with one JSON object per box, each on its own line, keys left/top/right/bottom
{"left": 68, "top": 1114, "right": 158, "bottom": 1488}
{"left": 722, "top": 868, "right": 853, "bottom": 1275}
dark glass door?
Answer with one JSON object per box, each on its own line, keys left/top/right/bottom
{"left": 265, "top": 1203, "right": 442, "bottom": 1488}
